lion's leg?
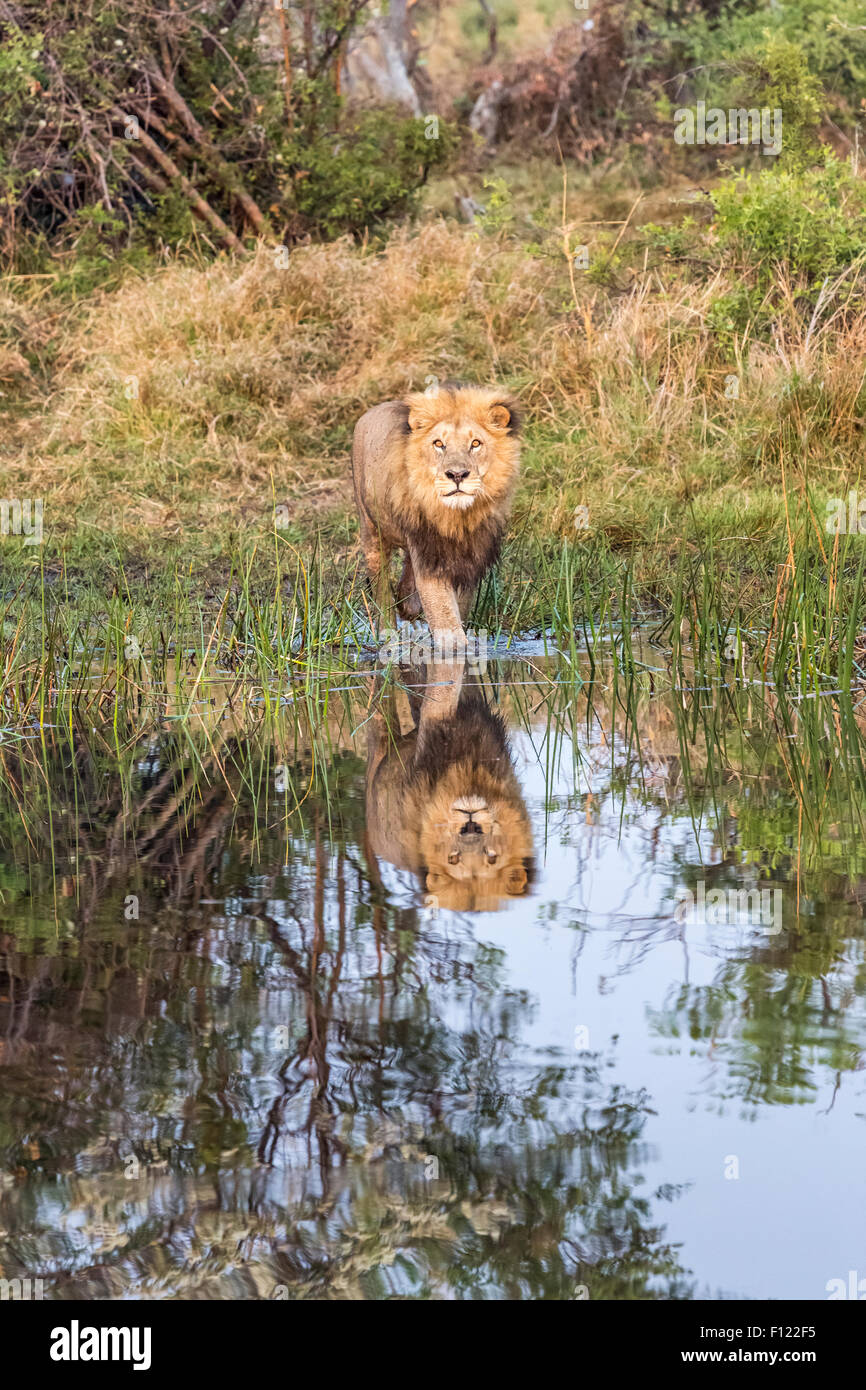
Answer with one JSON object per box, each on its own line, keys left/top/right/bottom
{"left": 374, "top": 555, "right": 396, "bottom": 638}
{"left": 359, "top": 512, "right": 395, "bottom": 636}
{"left": 405, "top": 682, "right": 424, "bottom": 728}
{"left": 396, "top": 551, "right": 422, "bottom": 621}
{"left": 368, "top": 550, "right": 395, "bottom": 635}
{"left": 411, "top": 560, "right": 466, "bottom": 654}
{"left": 456, "top": 585, "right": 476, "bottom": 625}
{"left": 416, "top": 658, "right": 464, "bottom": 753}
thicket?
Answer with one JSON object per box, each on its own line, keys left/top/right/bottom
{"left": 470, "top": 0, "right": 865, "bottom": 160}
{"left": 0, "top": 0, "right": 454, "bottom": 270}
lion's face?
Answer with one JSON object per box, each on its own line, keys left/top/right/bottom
{"left": 404, "top": 389, "right": 520, "bottom": 517}
{"left": 420, "top": 780, "right": 531, "bottom": 912}
{"left": 418, "top": 412, "right": 511, "bottom": 512}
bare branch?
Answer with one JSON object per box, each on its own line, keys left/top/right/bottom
{"left": 110, "top": 107, "right": 245, "bottom": 252}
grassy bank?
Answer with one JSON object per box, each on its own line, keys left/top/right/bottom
{"left": 3, "top": 148, "right": 866, "bottom": 699}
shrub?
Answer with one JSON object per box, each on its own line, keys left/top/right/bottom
{"left": 709, "top": 154, "right": 866, "bottom": 332}
{"left": 285, "top": 111, "right": 455, "bottom": 240}
{"left": 642, "top": 0, "right": 866, "bottom": 113}
{"left": 712, "top": 155, "right": 866, "bottom": 280}
{"left": 735, "top": 36, "right": 823, "bottom": 168}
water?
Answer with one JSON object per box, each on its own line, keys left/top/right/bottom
{"left": 1, "top": 652, "right": 865, "bottom": 1300}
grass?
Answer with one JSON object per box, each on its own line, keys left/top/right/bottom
{"left": 3, "top": 515, "right": 866, "bottom": 737}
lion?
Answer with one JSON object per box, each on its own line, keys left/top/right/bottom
{"left": 351, "top": 385, "right": 521, "bottom": 643}
{"left": 364, "top": 660, "right": 534, "bottom": 912}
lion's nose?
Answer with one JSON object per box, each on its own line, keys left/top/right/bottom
{"left": 460, "top": 819, "right": 483, "bottom": 836}
{"left": 445, "top": 469, "right": 470, "bottom": 484}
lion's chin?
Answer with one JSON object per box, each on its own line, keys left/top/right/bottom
{"left": 440, "top": 492, "right": 477, "bottom": 511}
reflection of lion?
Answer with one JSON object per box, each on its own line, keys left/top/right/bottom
{"left": 365, "top": 662, "right": 534, "bottom": 912}
{"left": 351, "top": 386, "right": 521, "bottom": 641}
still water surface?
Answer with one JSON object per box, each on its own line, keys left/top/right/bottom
{"left": 1, "top": 653, "right": 864, "bottom": 1299}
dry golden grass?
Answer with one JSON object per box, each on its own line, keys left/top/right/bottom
{"left": 3, "top": 211, "right": 864, "bottom": 571}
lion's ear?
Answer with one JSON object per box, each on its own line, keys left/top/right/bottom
{"left": 406, "top": 392, "right": 440, "bottom": 433}
{"left": 504, "top": 864, "right": 527, "bottom": 896}
{"left": 488, "top": 397, "right": 522, "bottom": 435}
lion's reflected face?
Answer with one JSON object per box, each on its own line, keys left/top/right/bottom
{"left": 421, "top": 787, "right": 531, "bottom": 911}
{"left": 433, "top": 796, "right": 520, "bottom": 875}
{"left": 367, "top": 685, "right": 534, "bottom": 914}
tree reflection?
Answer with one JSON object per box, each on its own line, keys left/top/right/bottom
{"left": 0, "top": 684, "right": 692, "bottom": 1299}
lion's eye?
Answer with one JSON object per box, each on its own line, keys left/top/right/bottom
{"left": 433, "top": 439, "right": 445, "bottom": 451}
{"left": 470, "top": 439, "right": 482, "bottom": 450}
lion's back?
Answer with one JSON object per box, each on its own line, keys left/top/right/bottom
{"left": 351, "top": 400, "right": 408, "bottom": 510}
